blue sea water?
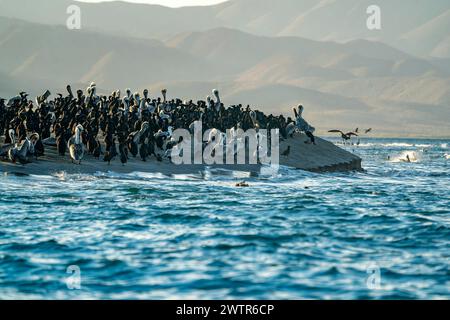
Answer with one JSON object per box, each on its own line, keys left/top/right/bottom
{"left": 0, "top": 138, "right": 449, "bottom": 299}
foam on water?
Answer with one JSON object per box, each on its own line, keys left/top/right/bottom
{"left": 390, "top": 150, "right": 422, "bottom": 163}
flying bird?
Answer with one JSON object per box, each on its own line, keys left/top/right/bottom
{"left": 328, "top": 130, "right": 358, "bottom": 142}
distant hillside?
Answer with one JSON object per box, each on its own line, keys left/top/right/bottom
{"left": 0, "top": 17, "right": 449, "bottom": 137}
{"left": 1, "top": 0, "right": 450, "bottom": 58}
{"left": 0, "top": 17, "right": 213, "bottom": 93}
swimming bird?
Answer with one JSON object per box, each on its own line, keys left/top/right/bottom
{"left": 236, "top": 181, "right": 249, "bottom": 187}
{"left": 400, "top": 154, "right": 412, "bottom": 163}
{"left": 68, "top": 124, "right": 84, "bottom": 164}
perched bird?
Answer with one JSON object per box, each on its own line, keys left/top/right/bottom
{"left": 68, "top": 124, "right": 84, "bottom": 164}
{"left": 281, "top": 146, "right": 291, "bottom": 157}
{"left": 56, "top": 135, "right": 67, "bottom": 156}
{"left": 29, "top": 133, "right": 44, "bottom": 159}
{"left": 8, "top": 138, "right": 31, "bottom": 164}
{"left": 285, "top": 122, "right": 297, "bottom": 138}
{"left": 103, "top": 150, "right": 114, "bottom": 165}
{"left": 127, "top": 122, "right": 149, "bottom": 158}
{"left": 119, "top": 143, "right": 128, "bottom": 166}
{"left": 0, "top": 129, "right": 17, "bottom": 157}
{"left": 93, "top": 140, "right": 102, "bottom": 159}
{"left": 139, "top": 140, "right": 149, "bottom": 162}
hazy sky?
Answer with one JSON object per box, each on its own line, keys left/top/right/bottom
{"left": 77, "top": 0, "right": 229, "bottom": 8}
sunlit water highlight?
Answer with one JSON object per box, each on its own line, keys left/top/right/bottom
{"left": 0, "top": 138, "right": 449, "bottom": 299}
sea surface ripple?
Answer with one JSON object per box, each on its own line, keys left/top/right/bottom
{"left": 0, "top": 138, "right": 449, "bottom": 299}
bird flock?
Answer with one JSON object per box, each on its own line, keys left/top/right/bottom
{"left": 0, "top": 84, "right": 311, "bottom": 166}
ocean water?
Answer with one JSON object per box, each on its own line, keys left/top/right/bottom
{"left": 0, "top": 138, "right": 449, "bottom": 300}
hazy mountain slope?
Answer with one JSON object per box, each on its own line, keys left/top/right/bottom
{"left": 1, "top": 0, "right": 450, "bottom": 58}
{"left": 167, "top": 28, "right": 447, "bottom": 79}
{"left": 399, "top": 9, "right": 450, "bottom": 58}
{"left": 1, "top": 17, "right": 449, "bottom": 136}
{"left": 0, "top": 17, "right": 213, "bottom": 92}
{"left": 0, "top": 0, "right": 219, "bottom": 39}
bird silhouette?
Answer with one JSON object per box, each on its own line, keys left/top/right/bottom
{"left": 328, "top": 130, "right": 358, "bottom": 142}
{"left": 281, "top": 146, "right": 291, "bottom": 157}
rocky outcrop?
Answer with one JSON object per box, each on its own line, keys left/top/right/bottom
{"left": 279, "top": 133, "right": 362, "bottom": 172}
{"left": 0, "top": 133, "right": 362, "bottom": 175}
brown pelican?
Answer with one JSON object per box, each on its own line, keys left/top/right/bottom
{"left": 127, "top": 121, "right": 149, "bottom": 157}
{"left": 57, "top": 133, "right": 67, "bottom": 156}
{"left": 206, "top": 96, "right": 214, "bottom": 110}
{"left": 7, "top": 95, "right": 21, "bottom": 107}
{"left": 122, "top": 96, "right": 130, "bottom": 115}
{"left": 143, "top": 89, "right": 149, "bottom": 100}
{"left": 69, "top": 124, "right": 84, "bottom": 164}
{"left": 365, "top": 128, "right": 372, "bottom": 134}
{"left": 29, "top": 133, "right": 44, "bottom": 159}
{"left": 125, "top": 88, "right": 132, "bottom": 99}
{"left": 8, "top": 138, "right": 31, "bottom": 164}
{"left": 0, "top": 129, "right": 17, "bottom": 157}
{"left": 134, "top": 92, "right": 140, "bottom": 106}
{"left": 328, "top": 130, "right": 358, "bottom": 143}
{"left": 250, "top": 110, "right": 262, "bottom": 131}
{"left": 85, "top": 82, "right": 98, "bottom": 105}
{"left": 35, "top": 90, "right": 51, "bottom": 106}
{"left": 285, "top": 122, "right": 297, "bottom": 138}
{"left": 212, "top": 89, "right": 221, "bottom": 112}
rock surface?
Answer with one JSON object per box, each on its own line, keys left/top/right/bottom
{"left": 279, "top": 133, "right": 362, "bottom": 172}
{"left": 0, "top": 133, "right": 362, "bottom": 176}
